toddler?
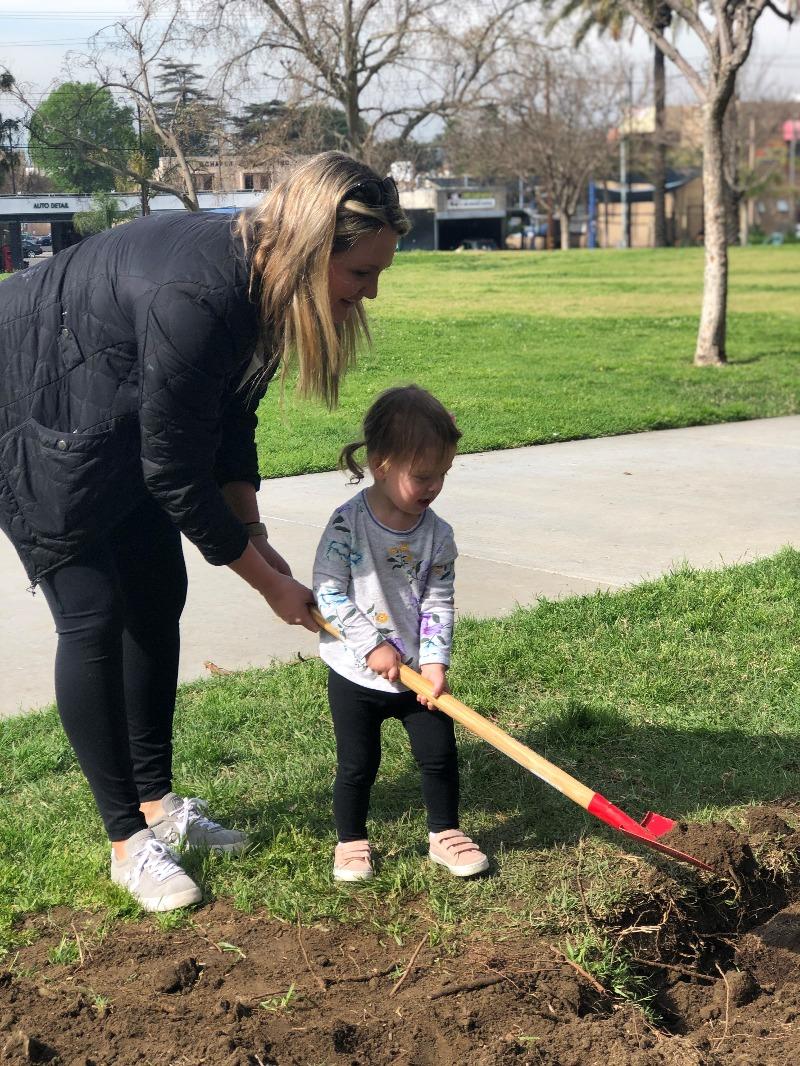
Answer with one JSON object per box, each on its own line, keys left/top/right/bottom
{"left": 313, "top": 385, "right": 488, "bottom": 881}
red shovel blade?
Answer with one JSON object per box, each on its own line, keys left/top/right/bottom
{"left": 614, "top": 825, "right": 714, "bottom": 872}
{"left": 640, "top": 811, "right": 677, "bottom": 837}
{"left": 588, "top": 794, "right": 713, "bottom": 873}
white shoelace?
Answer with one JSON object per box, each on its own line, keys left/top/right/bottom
{"left": 174, "top": 797, "right": 220, "bottom": 842}
{"left": 129, "top": 839, "right": 183, "bottom": 889}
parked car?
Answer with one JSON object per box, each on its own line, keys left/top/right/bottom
{"left": 37, "top": 234, "right": 52, "bottom": 248}
{"left": 455, "top": 238, "right": 498, "bottom": 252}
{"left": 21, "top": 238, "right": 40, "bottom": 257}
{"left": 505, "top": 226, "right": 536, "bottom": 250}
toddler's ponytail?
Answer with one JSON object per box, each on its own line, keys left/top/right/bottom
{"left": 339, "top": 439, "right": 367, "bottom": 482}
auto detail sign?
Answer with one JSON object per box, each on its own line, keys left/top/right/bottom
{"left": 0, "top": 194, "right": 91, "bottom": 216}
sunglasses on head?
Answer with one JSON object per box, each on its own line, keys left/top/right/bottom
{"left": 344, "top": 175, "right": 400, "bottom": 207}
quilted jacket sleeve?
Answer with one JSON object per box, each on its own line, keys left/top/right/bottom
{"left": 213, "top": 391, "right": 261, "bottom": 490}
{"left": 138, "top": 282, "right": 251, "bottom": 566}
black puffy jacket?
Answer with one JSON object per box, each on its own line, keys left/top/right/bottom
{"left": 0, "top": 211, "right": 272, "bottom": 585}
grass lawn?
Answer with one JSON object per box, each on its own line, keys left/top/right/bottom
{"left": 2, "top": 548, "right": 799, "bottom": 955}
{"left": 257, "top": 246, "right": 800, "bottom": 476}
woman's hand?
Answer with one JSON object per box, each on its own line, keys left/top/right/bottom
{"left": 262, "top": 573, "right": 318, "bottom": 630}
{"left": 228, "top": 541, "right": 318, "bottom": 631}
{"left": 418, "top": 664, "right": 449, "bottom": 710}
{"left": 366, "top": 641, "right": 401, "bottom": 683}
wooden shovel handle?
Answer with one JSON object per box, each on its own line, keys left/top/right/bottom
{"left": 310, "top": 606, "right": 595, "bottom": 810}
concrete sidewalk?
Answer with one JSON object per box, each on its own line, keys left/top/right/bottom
{"left": 2, "top": 416, "right": 798, "bottom": 719}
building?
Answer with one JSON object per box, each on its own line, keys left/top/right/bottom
{"left": 0, "top": 190, "right": 265, "bottom": 270}
{"left": 592, "top": 170, "right": 704, "bottom": 248}
{"left": 153, "top": 155, "right": 290, "bottom": 194}
{"left": 397, "top": 178, "right": 508, "bottom": 250}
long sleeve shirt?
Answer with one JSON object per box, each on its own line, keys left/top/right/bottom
{"left": 313, "top": 489, "right": 457, "bottom": 693}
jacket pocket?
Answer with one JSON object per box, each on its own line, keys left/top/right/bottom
{"left": 0, "top": 415, "right": 142, "bottom": 538}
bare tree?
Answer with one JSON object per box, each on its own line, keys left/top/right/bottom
{"left": 722, "top": 72, "right": 793, "bottom": 246}
{"left": 79, "top": 0, "right": 205, "bottom": 210}
{"left": 444, "top": 48, "right": 619, "bottom": 250}
{"left": 203, "top": 0, "right": 533, "bottom": 164}
{"left": 617, "top": 0, "right": 797, "bottom": 367}
{"left": 2, "top": 5, "right": 206, "bottom": 209}
{"left": 509, "top": 52, "right": 620, "bottom": 249}
{"left": 546, "top": 1, "right": 674, "bottom": 247}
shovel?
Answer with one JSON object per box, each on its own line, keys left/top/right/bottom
{"left": 310, "top": 607, "right": 712, "bottom": 873}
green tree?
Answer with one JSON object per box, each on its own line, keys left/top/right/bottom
{"left": 29, "top": 82, "right": 137, "bottom": 193}
{"left": 230, "top": 100, "right": 350, "bottom": 152}
{"left": 155, "top": 60, "right": 223, "bottom": 156}
{"left": 0, "top": 115, "right": 21, "bottom": 194}
{"left": 72, "top": 189, "right": 139, "bottom": 235}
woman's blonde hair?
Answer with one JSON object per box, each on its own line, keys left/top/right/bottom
{"left": 235, "top": 151, "right": 410, "bottom": 407}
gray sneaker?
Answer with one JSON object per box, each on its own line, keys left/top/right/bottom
{"left": 148, "top": 793, "right": 249, "bottom": 854}
{"left": 110, "top": 829, "right": 202, "bottom": 912}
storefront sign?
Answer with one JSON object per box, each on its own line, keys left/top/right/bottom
{"left": 446, "top": 192, "right": 496, "bottom": 210}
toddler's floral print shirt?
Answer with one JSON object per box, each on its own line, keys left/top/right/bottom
{"left": 313, "top": 490, "right": 457, "bottom": 693}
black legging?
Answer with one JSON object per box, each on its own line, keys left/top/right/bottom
{"left": 38, "top": 498, "right": 187, "bottom": 842}
{"left": 328, "top": 668, "right": 460, "bottom": 842}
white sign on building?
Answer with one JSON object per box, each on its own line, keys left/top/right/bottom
{"left": 446, "top": 192, "right": 497, "bottom": 210}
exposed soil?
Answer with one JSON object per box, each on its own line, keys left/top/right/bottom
{"left": 3, "top": 804, "right": 800, "bottom": 1065}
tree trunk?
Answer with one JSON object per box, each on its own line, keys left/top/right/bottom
{"left": 653, "top": 44, "right": 667, "bottom": 247}
{"left": 739, "top": 197, "right": 749, "bottom": 247}
{"left": 695, "top": 99, "right": 729, "bottom": 367}
{"left": 559, "top": 212, "right": 570, "bottom": 250}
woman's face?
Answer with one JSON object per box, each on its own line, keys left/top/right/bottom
{"left": 328, "top": 227, "right": 398, "bottom": 324}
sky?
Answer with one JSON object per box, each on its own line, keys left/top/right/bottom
{"left": 1, "top": 0, "right": 798, "bottom": 128}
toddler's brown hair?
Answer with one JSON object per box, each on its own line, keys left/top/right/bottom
{"left": 340, "top": 385, "right": 461, "bottom": 482}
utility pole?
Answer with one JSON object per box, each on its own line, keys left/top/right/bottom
{"left": 620, "top": 131, "right": 628, "bottom": 248}
{"left": 588, "top": 180, "right": 597, "bottom": 249}
{"left": 545, "top": 57, "right": 554, "bottom": 251}
{"left": 744, "top": 114, "right": 756, "bottom": 246}
{"left": 790, "top": 116, "right": 798, "bottom": 235}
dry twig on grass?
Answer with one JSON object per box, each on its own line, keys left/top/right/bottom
{"left": 549, "top": 945, "right": 607, "bottom": 996}
{"left": 389, "top": 932, "right": 428, "bottom": 998}
{"left": 297, "top": 926, "right": 327, "bottom": 993}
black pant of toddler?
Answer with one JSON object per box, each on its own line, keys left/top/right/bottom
{"left": 38, "top": 498, "right": 187, "bottom": 842}
{"left": 328, "top": 668, "right": 460, "bottom": 842}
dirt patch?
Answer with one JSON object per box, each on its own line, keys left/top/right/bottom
{"left": 3, "top": 804, "right": 800, "bottom": 1065}
{"left": 660, "top": 821, "right": 759, "bottom": 882}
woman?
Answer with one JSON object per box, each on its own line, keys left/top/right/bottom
{"left": 0, "top": 152, "right": 409, "bottom": 911}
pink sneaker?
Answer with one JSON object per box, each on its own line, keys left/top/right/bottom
{"left": 429, "top": 830, "right": 489, "bottom": 877}
{"left": 333, "top": 839, "right": 373, "bottom": 882}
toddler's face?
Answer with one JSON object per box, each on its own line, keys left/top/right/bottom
{"left": 375, "top": 447, "right": 456, "bottom": 520}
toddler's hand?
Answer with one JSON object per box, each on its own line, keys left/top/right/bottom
{"left": 367, "top": 641, "right": 401, "bottom": 682}
{"left": 418, "top": 663, "right": 449, "bottom": 710}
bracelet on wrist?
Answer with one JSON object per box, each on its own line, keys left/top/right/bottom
{"left": 244, "top": 521, "right": 268, "bottom": 539}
